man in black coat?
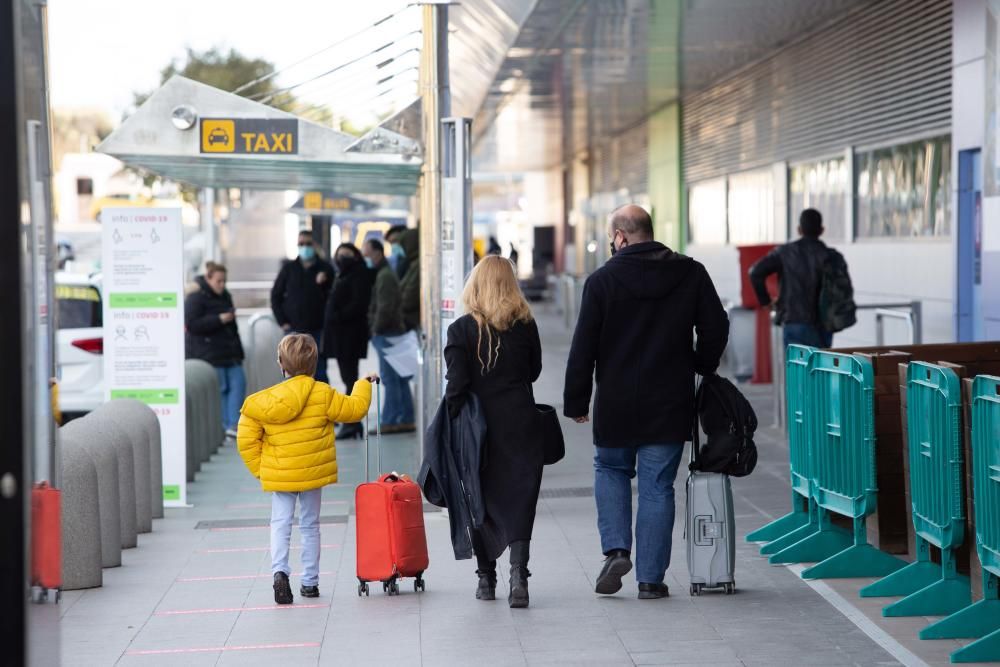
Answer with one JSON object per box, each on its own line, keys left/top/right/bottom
{"left": 749, "top": 208, "right": 837, "bottom": 348}
{"left": 564, "top": 204, "right": 729, "bottom": 600}
{"left": 270, "top": 229, "right": 335, "bottom": 383}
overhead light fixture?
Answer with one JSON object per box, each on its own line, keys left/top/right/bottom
{"left": 171, "top": 104, "right": 197, "bottom": 130}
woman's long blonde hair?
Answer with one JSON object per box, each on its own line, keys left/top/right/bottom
{"left": 462, "top": 255, "right": 533, "bottom": 373}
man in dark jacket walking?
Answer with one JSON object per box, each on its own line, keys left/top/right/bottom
{"left": 185, "top": 262, "right": 245, "bottom": 434}
{"left": 363, "top": 239, "right": 414, "bottom": 432}
{"left": 564, "top": 204, "right": 729, "bottom": 600}
{"left": 749, "top": 208, "right": 836, "bottom": 348}
{"left": 270, "top": 229, "right": 335, "bottom": 383}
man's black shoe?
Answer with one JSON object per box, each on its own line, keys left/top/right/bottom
{"left": 595, "top": 550, "right": 632, "bottom": 595}
{"left": 300, "top": 585, "right": 319, "bottom": 598}
{"left": 638, "top": 582, "right": 669, "bottom": 599}
{"left": 273, "top": 572, "right": 293, "bottom": 605}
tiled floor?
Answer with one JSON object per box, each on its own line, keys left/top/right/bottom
{"left": 56, "top": 309, "right": 994, "bottom": 666}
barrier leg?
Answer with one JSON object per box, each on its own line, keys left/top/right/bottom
{"left": 801, "top": 517, "right": 906, "bottom": 579}
{"left": 951, "top": 628, "right": 1000, "bottom": 663}
{"left": 882, "top": 547, "right": 970, "bottom": 617}
{"left": 860, "top": 538, "right": 939, "bottom": 597}
{"left": 768, "top": 508, "right": 852, "bottom": 565}
{"left": 920, "top": 599, "right": 1000, "bottom": 640}
{"left": 746, "top": 491, "right": 809, "bottom": 543}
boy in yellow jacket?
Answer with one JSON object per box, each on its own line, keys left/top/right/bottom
{"left": 237, "top": 334, "right": 376, "bottom": 605}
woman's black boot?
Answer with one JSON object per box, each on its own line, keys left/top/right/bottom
{"left": 508, "top": 566, "right": 530, "bottom": 608}
{"left": 475, "top": 569, "right": 497, "bottom": 600}
{"left": 509, "top": 540, "right": 531, "bottom": 608}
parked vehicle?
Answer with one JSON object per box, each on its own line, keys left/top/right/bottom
{"left": 55, "top": 272, "right": 103, "bottom": 420}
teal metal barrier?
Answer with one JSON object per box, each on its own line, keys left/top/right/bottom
{"left": 747, "top": 345, "right": 814, "bottom": 548}
{"left": 769, "top": 351, "right": 905, "bottom": 579}
{"left": 859, "top": 362, "right": 970, "bottom": 619}
{"left": 922, "top": 375, "right": 1000, "bottom": 664}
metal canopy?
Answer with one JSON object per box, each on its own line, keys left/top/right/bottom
{"left": 97, "top": 76, "right": 422, "bottom": 195}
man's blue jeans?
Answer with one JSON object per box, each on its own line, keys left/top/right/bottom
{"left": 783, "top": 322, "right": 833, "bottom": 349}
{"left": 371, "top": 334, "right": 414, "bottom": 425}
{"left": 594, "top": 443, "right": 685, "bottom": 584}
{"left": 214, "top": 364, "right": 246, "bottom": 431}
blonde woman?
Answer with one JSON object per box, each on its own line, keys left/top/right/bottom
{"left": 444, "top": 255, "right": 544, "bottom": 608}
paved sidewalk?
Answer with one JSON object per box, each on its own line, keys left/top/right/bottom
{"left": 58, "top": 308, "right": 982, "bottom": 666}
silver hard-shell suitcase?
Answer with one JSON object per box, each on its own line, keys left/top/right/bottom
{"left": 685, "top": 464, "right": 736, "bottom": 595}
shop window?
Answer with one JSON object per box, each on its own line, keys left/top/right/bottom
{"left": 855, "top": 136, "right": 951, "bottom": 238}
{"left": 789, "top": 157, "right": 848, "bottom": 240}
{"left": 727, "top": 168, "right": 775, "bottom": 245}
{"left": 687, "top": 179, "right": 727, "bottom": 245}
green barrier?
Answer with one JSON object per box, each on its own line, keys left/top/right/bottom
{"left": 859, "top": 363, "right": 971, "bottom": 618}
{"left": 769, "top": 351, "right": 905, "bottom": 579}
{"left": 747, "top": 345, "right": 815, "bottom": 547}
{"left": 923, "top": 375, "right": 1000, "bottom": 664}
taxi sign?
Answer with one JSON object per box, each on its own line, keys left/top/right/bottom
{"left": 200, "top": 118, "right": 298, "bottom": 155}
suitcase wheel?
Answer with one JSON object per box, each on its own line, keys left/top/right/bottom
{"left": 724, "top": 582, "right": 736, "bottom": 595}
{"left": 383, "top": 578, "right": 400, "bottom": 596}
{"left": 689, "top": 583, "right": 702, "bottom": 597}
{"left": 358, "top": 582, "right": 370, "bottom": 597}
{"left": 414, "top": 575, "right": 425, "bottom": 593}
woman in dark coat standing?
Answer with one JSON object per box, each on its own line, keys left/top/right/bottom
{"left": 444, "top": 255, "right": 544, "bottom": 608}
{"left": 185, "top": 261, "right": 245, "bottom": 434}
{"left": 322, "top": 243, "right": 373, "bottom": 439}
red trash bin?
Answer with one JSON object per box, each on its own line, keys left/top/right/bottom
{"left": 737, "top": 244, "right": 779, "bottom": 384}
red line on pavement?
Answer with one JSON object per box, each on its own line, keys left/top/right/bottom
{"left": 176, "top": 571, "right": 333, "bottom": 582}
{"left": 198, "top": 544, "right": 339, "bottom": 554}
{"left": 156, "top": 603, "right": 328, "bottom": 615}
{"left": 126, "top": 642, "right": 320, "bottom": 656}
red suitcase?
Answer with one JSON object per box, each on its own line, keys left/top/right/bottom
{"left": 31, "top": 482, "right": 62, "bottom": 595}
{"left": 355, "top": 382, "right": 429, "bottom": 596}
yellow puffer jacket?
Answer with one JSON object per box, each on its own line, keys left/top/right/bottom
{"left": 237, "top": 375, "right": 372, "bottom": 492}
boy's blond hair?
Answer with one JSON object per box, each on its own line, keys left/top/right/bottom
{"left": 278, "top": 334, "right": 318, "bottom": 378}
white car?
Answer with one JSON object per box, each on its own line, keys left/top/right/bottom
{"left": 56, "top": 272, "right": 103, "bottom": 419}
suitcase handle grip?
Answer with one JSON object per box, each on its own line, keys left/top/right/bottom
{"left": 378, "top": 473, "right": 400, "bottom": 483}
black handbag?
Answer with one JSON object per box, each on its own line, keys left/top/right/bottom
{"left": 535, "top": 403, "right": 565, "bottom": 465}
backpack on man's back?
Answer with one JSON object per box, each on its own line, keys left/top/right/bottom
{"left": 818, "top": 248, "right": 857, "bottom": 333}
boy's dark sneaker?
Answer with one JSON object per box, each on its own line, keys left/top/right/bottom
{"left": 595, "top": 550, "right": 632, "bottom": 595}
{"left": 273, "top": 572, "right": 293, "bottom": 605}
{"left": 638, "top": 583, "right": 670, "bottom": 599}
{"left": 300, "top": 585, "right": 320, "bottom": 598}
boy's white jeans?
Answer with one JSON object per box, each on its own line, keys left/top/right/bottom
{"left": 270, "top": 488, "right": 322, "bottom": 587}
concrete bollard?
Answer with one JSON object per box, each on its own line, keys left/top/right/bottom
{"left": 111, "top": 399, "right": 164, "bottom": 519}
{"left": 61, "top": 420, "right": 122, "bottom": 569}
{"left": 81, "top": 415, "right": 139, "bottom": 549}
{"left": 93, "top": 401, "right": 153, "bottom": 534}
{"left": 57, "top": 431, "right": 102, "bottom": 590}
{"left": 186, "top": 359, "right": 221, "bottom": 464}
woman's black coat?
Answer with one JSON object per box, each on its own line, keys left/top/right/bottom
{"left": 184, "top": 277, "right": 244, "bottom": 366}
{"left": 444, "top": 314, "right": 544, "bottom": 561}
{"left": 322, "top": 260, "right": 373, "bottom": 360}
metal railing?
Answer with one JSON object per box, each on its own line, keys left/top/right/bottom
{"left": 771, "top": 300, "right": 923, "bottom": 429}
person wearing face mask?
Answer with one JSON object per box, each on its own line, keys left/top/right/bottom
{"left": 185, "top": 261, "right": 246, "bottom": 436}
{"left": 362, "top": 238, "right": 414, "bottom": 433}
{"left": 270, "top": 229, "right": 335, "bottom": 383}
{"left": 564, "top": 204, "right": 729, "bottom": 601}
{"left": 321, "top": 243, "right": 374, "bottom": 439}
{"left": 384, "top": 225, "right": 409, "bottom": 277}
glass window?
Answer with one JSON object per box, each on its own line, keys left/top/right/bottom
{"left": 56, "top": 285, "right": 102, "bottom": 329}
{"left": 727, "top": 168, "right": 775, "bottom": 245}
{"left": 687, "top": 179, "right": 727, "bottom": 245}
{"left": 855, "top": 136, "right": 951, "bottom": 238}
{"left": 789, "top": 157, "right": 848, "bottom": 240}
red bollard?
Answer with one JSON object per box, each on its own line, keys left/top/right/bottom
{"left": 737, "top": 244, "right": 779, "bottom": 384}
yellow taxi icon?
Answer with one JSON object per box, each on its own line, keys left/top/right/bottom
{"left": 201, "top": 119, "right": 235, "bottom": 152}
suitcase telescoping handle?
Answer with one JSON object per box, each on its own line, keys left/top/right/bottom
{"left": 364, "top": 378, "right": 382, "bottom": 483}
